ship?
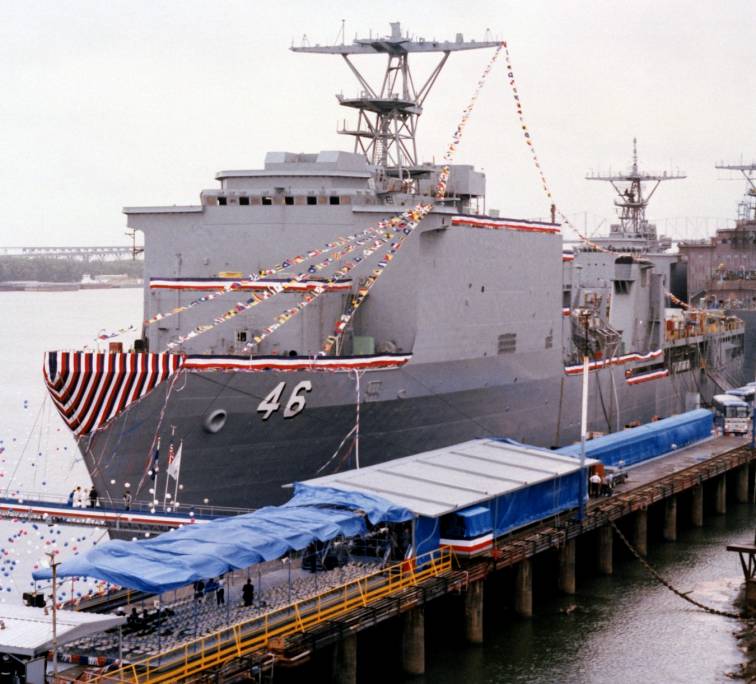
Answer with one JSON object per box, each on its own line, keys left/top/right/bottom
{"left": 42, "top": 24, "right": 745, "bottom": 510}
{"left": 679, "top": 162, "right": 756, "bottom": 383}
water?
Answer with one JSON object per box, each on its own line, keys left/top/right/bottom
{"left": 0, "top": 289, "right": 753, "bottom": 682}
{"left": 0, "top": 288, "right": 141, "bottom": 601}
{"left": 403, "top": 509, "right": 753, "bottom": 684}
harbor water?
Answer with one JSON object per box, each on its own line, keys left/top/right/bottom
{"left": 1, "top": 289, "right": 753, "bottom": 682}
{"left": 400, "top": 507, "right": 752, "bottom": 684}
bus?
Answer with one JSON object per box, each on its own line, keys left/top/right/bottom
{"left": 727, "top": 386, "right": 756, "bottom": 404}
{"left": 712, "top": 394, "right": 752, "bottom": 435}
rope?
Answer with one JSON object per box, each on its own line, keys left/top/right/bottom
{"left": 609, "top": 520, "right": 742, "bottom": 619}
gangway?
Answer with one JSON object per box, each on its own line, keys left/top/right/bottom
{"left": 0, "top": 493, "right": 252, "bottom": 533}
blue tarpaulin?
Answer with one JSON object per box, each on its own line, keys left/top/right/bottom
{"left": 491, "top": 473, "right": 581, "bottom": 535}
{"left": 33, "top": 484, "right": 412, "bottom": 593}
{"left": 455, "top": 506, "right": 493, "bottom": 538}
{"left": 557, "top": 409, "right": 713, "bottom": 468}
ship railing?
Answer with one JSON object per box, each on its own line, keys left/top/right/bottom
{"left": 86, "top": 547, "right": 453, "bottom": 684}
{"left": 0, "top": 489, "right": 253, "bottom": 520}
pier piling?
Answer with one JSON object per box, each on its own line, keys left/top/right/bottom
{"left": 597, "top": 526, "right": 613, "bottom": 575}
{"left": 715, "top": 476, "right": 727, "bottom": 515}
{"left": 691, "top": 484, "right": 704, "bottom": 527}
{"left": 401, "top": 607, "right": 425, "bottom": 675}
{"left": 514, "top": 559, "right": 533, "bottom": 619}
{"left": 736, "top": 464, "right": 749, "bottom": 503}
{"left": 558, "top": 539, "right": 576, "bottom": 595}
{"left": 332, "top": 632, "right": 357, "bottom": 684}
{"left": 633, "top": 509, "right": 648, "bottom": 556}
{"left": 465, "top": 580, "right": 485, "bottom": 641}
{"left": 663, "top": 497, "right": 677, "bottom": 542}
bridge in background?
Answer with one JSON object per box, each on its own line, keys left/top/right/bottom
{"left": 0, "top": 245, "right": 141, "bottom": 260}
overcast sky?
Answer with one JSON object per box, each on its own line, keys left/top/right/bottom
{"left": 1, "top": 1, "right": 754, "bottom": 246}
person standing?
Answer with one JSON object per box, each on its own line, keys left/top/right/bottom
{"left": 88, "top": 487, "right": 99, "bottom": 508}
{"left": 216, "top": 576, "right": 225, "bottom": 606}
{"left": 73, "top": 486, "right": 84, "bottom": 508}
{"left": 122, "top": 491, "right": 132, "bottom": 511}
{"left": 242, "top": 578, "right": 254, "bottom": 607}
{"left": 589, "top": 472, "right": 601, "bottom": 497}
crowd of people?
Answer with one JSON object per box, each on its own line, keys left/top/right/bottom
{"left": 66, "top": 485, "right": 99, "bottom": 509}
{"left": 192, "top": 576, "right": 255, "bottom": 607}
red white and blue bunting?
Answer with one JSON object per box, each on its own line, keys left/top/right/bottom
{"left": 150, "top": 277, "right": 352, "bottom": 292}
{"left": 183, "top": 354, "right": 411, "bottom": 372}
{"left": 43, "top": 350, "right": 414, "bottom": 436}
{"left": 450, "top": 216, "right": 559, "bottom": 235}
{"left": 626, "top": 369, "right": 670, "bottom": 385}
{"left": 43, "top": 352, "right": 183, "bottom": 436}
{"left": 564, "top": 349, "right": 663, "bottom": 376}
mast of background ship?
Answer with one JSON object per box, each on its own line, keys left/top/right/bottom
{"left": 715, "top": 162, "right": 756, "bottom": 224}
{"left": 586, "top": 138, "right": 685, "bottom": 246}
{"left": 291, "top": 22, "right": 499, "bottom": 189}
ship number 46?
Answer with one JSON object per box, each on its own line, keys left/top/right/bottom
{"left": 257, "top": 381, "right": 312, "bottom": 420}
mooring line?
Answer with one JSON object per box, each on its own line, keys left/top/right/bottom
{"left": 610, "top": 520, "right": 741, "bottom": 619}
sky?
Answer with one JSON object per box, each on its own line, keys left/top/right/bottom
{"left": 1, "top": 0, "right": 754, "bottom": 246}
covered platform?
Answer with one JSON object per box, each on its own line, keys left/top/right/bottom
{"left": 303, "top": 438, "right": 597, "bottom": 555}
{"left": 0, "top": 604, "right": 125, "bottom": 683}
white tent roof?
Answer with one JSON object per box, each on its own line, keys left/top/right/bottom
{"left": 0, "top": 604, "right": 125, "bottom": 657}
{"left": 302, "top": 438, "right": 595, "bottom": 517}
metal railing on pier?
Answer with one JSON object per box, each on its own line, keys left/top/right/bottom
{"left": 72, "top": 548, "right": 452, "bottom": 684}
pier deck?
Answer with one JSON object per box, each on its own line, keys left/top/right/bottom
{"left": 55, "top": 435, "right": 756, "bottom": 683}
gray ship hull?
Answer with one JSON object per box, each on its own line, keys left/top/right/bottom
{"left": 79, "top": 357, "right": 723, "bottom": 510}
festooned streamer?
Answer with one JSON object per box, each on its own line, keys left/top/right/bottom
{"left": 165, "top": 228, "right": 400, "bottom": 350}
{"left": 242, "top": 207, "right": 428, "bottom": 350}
{"left": 145, "top": 219, "right": 408, "bottom": 328}
{"left": 321, "top": 43, "right": 506, "bottom": 353}
{"left": 501, "top": 42, "right": 621, "bottom": 255}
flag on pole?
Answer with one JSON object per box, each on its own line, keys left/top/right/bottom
{"left": 167, "top": 441, "right": 182, "bottom": 481}
{"left": 150, "top": 438, "right": 160, "bottom": 480}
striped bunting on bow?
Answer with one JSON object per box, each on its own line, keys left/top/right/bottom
{"left": 43, "top": 352, "right": 185, "bottom": 436}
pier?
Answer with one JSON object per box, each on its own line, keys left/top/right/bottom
{"left": 43, "top": 434, "right": 755, "bottom": 683}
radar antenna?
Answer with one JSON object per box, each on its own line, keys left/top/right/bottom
{"left": 586, "top": 138, "right": 685, "bottom": 240}
{"left": 292, "top": 22, "right": 499, "bottom": 181}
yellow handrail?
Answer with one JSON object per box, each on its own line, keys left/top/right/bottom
{"left": 90, "top": 547, "right": 452, "bottom": 683}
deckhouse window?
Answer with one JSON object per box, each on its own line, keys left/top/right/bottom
{"left": 307, "top": 196, "right": 317, "bottom": 206}
{"left": 262, "top": 196, "right": 273, "bottom": 206}
{"left": 218, "top": 196, "right": 227, "bottom": 206}
{"left": 239, "top": 196, "right": 250, "bottom": 206}
{"left": 285, "top": 196, "right": 294, "bottom": 205}
{"left": 329, "top": 196, "right": 340, "bottom": 205}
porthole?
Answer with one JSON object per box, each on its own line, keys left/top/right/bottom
{"left": 204, "top": 409, "right": 228, "bottom": 434}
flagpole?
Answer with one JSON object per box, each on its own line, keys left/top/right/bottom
{"left": 162, "top": 463, "right": 170, "bottom": 508}
{"left": 152, "top": 437, "right": 161, "bottom": 509}
{"left": 173, "top": 440, "right": 183, "bottom": 505}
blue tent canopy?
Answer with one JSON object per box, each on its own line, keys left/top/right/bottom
{"left": 557, "top": 409, "right": 713, "bottom": 467}
{"left": 33, "top": 484, "right": 413, "bottom": 594}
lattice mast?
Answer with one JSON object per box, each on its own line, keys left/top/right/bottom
{"left": 586, "top": 138, "right": 685, "bottom": 239}
{"left": 715, "top": 162, "right": 756, "bottom": 222}
{"left": 292, "top": 22, "right": 499, "bottom": 181}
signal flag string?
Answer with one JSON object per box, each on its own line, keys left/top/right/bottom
{"left": 320, "top": 42, "right": 506, "bottom": 354}
{"left": 245, "top": 41, "right": 504, "bottom": 353}
{"left": 165, "top": 229, "right": 397, "bottom": 350}
{"left": 500, "top": 43, "right": 631, "bottom": 257}
{"left": 144, "top": 219, "right": 415, "bottom": 329}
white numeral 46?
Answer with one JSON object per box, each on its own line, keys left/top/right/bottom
{"left": 257, "top": 381, "right": 312, "bottom": 421}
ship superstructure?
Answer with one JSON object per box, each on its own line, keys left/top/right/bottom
{"left": 566, "top": 142, "right": 744, "bottom": 393}
{"left": 43, "top": 27, "right": 745, "bottom": 510}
